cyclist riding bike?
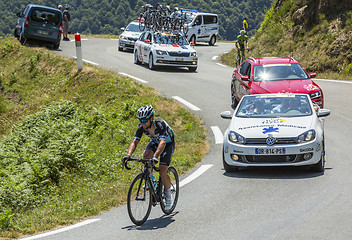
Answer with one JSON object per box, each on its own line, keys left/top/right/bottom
{"left": 235, "top": 30, "right": 248, "bottom": 65}
{"left": 122, "top": 105, "right": 175, "bottom": 210}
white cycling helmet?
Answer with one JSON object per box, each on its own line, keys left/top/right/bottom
{"left": 136, "top": 105, "right": 154, "bottom": 119}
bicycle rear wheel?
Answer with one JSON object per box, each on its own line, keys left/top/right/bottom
{"left": 160, "top": 166, "right": 179, "bottom": 215}
{"left": 127, "top": 173, "right": 152, "bottom": 226}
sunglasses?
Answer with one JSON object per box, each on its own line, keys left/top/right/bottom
{"left": 140, "top": 118, "right": 149, "bottom": 123}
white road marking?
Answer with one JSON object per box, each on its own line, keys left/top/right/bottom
{"left": 180, "top": 164, "right": 213, "bottom": 187}
{"left": 216, "top": 63, "right": 228, "bottom": 68}
{"left": 119, "top": 72, "right": 148, "bottom": 83}
{"left": 72, "top": 56, "right": 99, "bottom": 66}
{"left": 315, "top": 79, "right": 352, "bottom": 84}
{"left": 172, "top": 96, "right": 201, "bottom": 111}
{"left": 19, "top": 219, "right": 100, "bottom": 240}
{"left": 212, "top": 56, "right": 218, "bottom": 60}
{"left": 211, "top": 126, "right": 224, "bottom": 144}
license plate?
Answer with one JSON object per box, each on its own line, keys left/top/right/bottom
{"left": 255, "top": 148, "right": 286, "bottom": 155}
{"left": 175, "top": 58, "right": 184, "bottom": 61}
{"left": 38, "top": 30, "right": 49, "bottom": 35}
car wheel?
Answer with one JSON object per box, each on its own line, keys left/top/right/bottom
{"left": 311, "top": 141, "right": 325, "bottom": 172}
{"left": 231, "top": 81, "right": 239, "bottom": 109}
{"left": 53, "top": 42, "right": 60, "bottom": 49}
{"left": 19, "top": 35, "right": 26, "bottom": 45}
{"left": 209, "top": 35, "right": 216, "bottom": 46}
{"left": 188, "top": 67, "right": 197, "bottom": 72}
{"left": 13, "top": 28, "right": 19, "bottom": 38}
{"left": 223, "top": 148, "right": 239, "bottom": 172}
{"left": 118, "top": 45, "right": 123, "bottom": 51}
{"left": 190, "top": 35, "right": 196, "bottom": 45}
{"left": 134, "top": 50, "right": 141, "bottom": 64}
{"left": 148, "top": 54, "right": 155, "bottom": 70}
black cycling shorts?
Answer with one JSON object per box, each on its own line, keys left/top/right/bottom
{"left": 146, "top": 141, "right": 175, "bottom": 166}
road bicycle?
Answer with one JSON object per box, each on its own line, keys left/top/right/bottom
{"left": 236, "top": 47, "right": 246, "bottom": 68}
{"left": 122, "top": 157, "right": 179, "bottom": 226}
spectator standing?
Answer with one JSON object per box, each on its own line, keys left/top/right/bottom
{"left": 58, "top": 5, "right": 63, "bottom": 11}
{"left": 62, "top": 4, "right": 71, "bottom": 41}
{"left": 243, "top": 16, "right": 248, "bottom": 35}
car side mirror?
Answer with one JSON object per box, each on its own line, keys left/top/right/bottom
{"left": 144, "top": 39, "right": 151, "bottom": 44}
{"left": 190, "top": 41, "right": 195, "bottom": 46}
{"left": 241, "top": 75, "right": 249, "bottom": 81}
{"left": 221, "top": 111, "right": 232, "bottom": 119}
{"left": 309, "top": 72, "right": 317, "bottom": 78}
{"left": 16, "top": 11, "right": 22, "bottom": 17}
{"left": 120, "top": 27, "right": 125, "bottom": 31}
{"left": 317, "top": 109, "right": 330, "bottom": 117}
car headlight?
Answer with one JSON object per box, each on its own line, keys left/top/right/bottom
{"left": 120, "top": 36, "right": 127, "bottom": 40}
{"left": 297, "top": 130, "right": 316, "bottom": 143}
{"left": 310, "top": 91, "right": 322, "bottom": 100}
{"left": 228, "top": 131, "right": 246, "bottom": 144}
{"left": 156, "top": 50, "right": 167, "bottom": 55}
{"left": 190, "top": 52, "right": 197, "bottom": 57}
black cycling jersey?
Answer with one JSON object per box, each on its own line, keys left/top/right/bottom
{"left": 134, "top": 118, "right": 175, "bottom": 144}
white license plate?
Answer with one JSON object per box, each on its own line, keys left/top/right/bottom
{"left": 175, "top": 58, "right": 184, "bottom": 61}
{"left": 255, "top": 148, "right": 286, "bottom": 155}
{"left": 38, "top": 30, "right": 49, "bottom": 35}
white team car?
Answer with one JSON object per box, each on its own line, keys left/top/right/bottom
{"left": 221, "top": 93, "right": 331, "bottom": 172}
{"left": 134, "top": 31, "right": 198, "bottom": 71}
{"left": 118, "top": 20, "right": 143, "bottom": 51}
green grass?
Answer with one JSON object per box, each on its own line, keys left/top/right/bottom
{"left": 0, "top": 37, "right": 208, "bottom": 238}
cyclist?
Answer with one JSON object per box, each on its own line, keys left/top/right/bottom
{"left": 236, "top": 30, "right": 248, "bottom": 64}
{"left": 123, "top": 105, "right": 175, "bottom": 210}
{"left": 243, "top": 17, "right": 248, "bottom": 35}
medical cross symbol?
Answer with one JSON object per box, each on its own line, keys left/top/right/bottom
{"left": 262, "top": 127, "right": 279, "bottom": 134}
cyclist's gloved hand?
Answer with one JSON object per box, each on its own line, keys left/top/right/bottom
{"left": 122, "top": 155, "right": 130, "bottom": 163}
{"left": 152, "top": 156, "right": 158, "bottom": 163}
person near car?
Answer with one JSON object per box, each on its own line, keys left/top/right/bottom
{"left": 272, "top": 98, "right": 290, "bottom": 113}
{"left": 62, "top": 4, "right": 71, "bottom": 41}
{"left": 58, "top": 5, "right": 63, "bottom": 12}
{"left": 236, "top": 30, "right": 248, "bottom": 57}
{"left": 243, "top": 16, "right": 248, "bottom": 35}
{"left": 122, "top": 105, "right": 175, "bottom": 211}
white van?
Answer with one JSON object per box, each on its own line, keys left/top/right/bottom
{"left": 183, "top": 10, "right": 219, "bottom": 46}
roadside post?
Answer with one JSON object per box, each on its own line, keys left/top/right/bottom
{"left": 75, "top": 32, "right": 83, "bottom": 71}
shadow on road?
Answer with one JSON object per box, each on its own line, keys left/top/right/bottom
{"left": 122, "top": 211, "right": 179, "bottom": 231}
{"left": 222, "top": 166, "right": 332, "bottom": 179}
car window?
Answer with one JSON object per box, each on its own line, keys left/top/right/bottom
{"left": 203, "top": 15, "right": 217, "bottom": 24}
{"left": 139, "top": 32, "right": 145, "bottom": 41}
{"left": 253, "top": 63, "right": 309, "bottom": 82}
{"left": 239, "top": 61, "right": 250, "bottom": 76}
{"left": 30, "top": 8, "right": 61, "bottom": 25}
{"left": 146, "top": 33, "right": 152, "bottom": 42}
{"left": 236, "top": 95, "right": 313, "bottom": 118}
{"left": 126, "top": 23, "right": 141, "bottom": 32}
{"left": 194, "top": 15, "right": 202, "bottom": 26}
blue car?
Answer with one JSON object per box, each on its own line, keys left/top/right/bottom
{"left": 14, "top": 4, "right": 63, "bottom": 49}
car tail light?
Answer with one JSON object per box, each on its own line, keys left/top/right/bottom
{"left": 59, "top": 22, "right": 63, "bottom": 34}
{"left": 24, "top": 16, "right": 29, "bottom": 28}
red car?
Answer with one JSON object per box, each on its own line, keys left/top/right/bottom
{"left": 231, "top": 57, "right": 324, "bottom": 109}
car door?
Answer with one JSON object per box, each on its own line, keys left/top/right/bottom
{"left": 143, "top": 32, "right": 152, "bottom": 63}
{"left": 237, "top": 61, "right": 252, "bottom": 99}
{"left": 203, "top": 15, "right": 217, "bottom": 40}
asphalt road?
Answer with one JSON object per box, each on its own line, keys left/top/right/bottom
{"left": 23, "top": 39, "right": 352, "bottom": 240}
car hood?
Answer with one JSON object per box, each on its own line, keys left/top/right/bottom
{"left": 153, "top": 44, "right": 195, "bottom": 52}
{"left": 250, "top": 79, "right": 320, "bottom": 94}
{"left": 120, "top": 31, "right": 142, "bottom": 39}
{"left": 231, "top": 116, "right": 314, "bottom": 138}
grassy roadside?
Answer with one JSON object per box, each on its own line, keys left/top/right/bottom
{"left": 0, "top": 37, "right": 208, "bottom": 239}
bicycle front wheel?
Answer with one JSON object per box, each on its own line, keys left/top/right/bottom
{"left": 127, "top": 173, "right": 152, "bottom": 226}
{"left": 160, "top": 166, "right": 179, "bottom": 215}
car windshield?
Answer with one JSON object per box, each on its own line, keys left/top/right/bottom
{"left": 126, "top": 23, "right": 142, "bottom": 32}
{"left": 253, "top": 63, "right": 309, "bottom": 82}
{"left": 153, "top": 33, "right": 188, "bottom": 45}
{"left": 236, "top": 95, "right": 313, "bottom": 118}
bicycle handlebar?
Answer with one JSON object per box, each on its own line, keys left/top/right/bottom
{"left": 122, "top": 157, "right": 159, "bottom": 171}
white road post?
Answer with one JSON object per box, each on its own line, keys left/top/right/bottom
{"left": 75, "top": 32, "right": 83, "bottom": 71}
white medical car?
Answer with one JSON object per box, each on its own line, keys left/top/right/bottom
{"left": 183, "top": 10, "right": 219, "bottom": 45}
{"left": 134, "top": 31, "right": 198, "bottom": 71}
{"left": 221, "top": 93, "right": 331, "bottom": 172}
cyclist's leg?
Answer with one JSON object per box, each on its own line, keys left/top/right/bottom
{"left": 158, "top": 142, "right": 175, "bottom": 190}
{"left": 144, "top": 141, "right": 157, "bottom": 172}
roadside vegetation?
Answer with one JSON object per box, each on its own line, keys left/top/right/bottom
{"left": 0, "top": 37, "right": 208, "bottom": 239}
{"left": 222, "top": 0, "right": 352, "bottom": 80}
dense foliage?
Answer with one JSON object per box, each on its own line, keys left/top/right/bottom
{"left": 0, "top": 0, "right": 273, "bottom": 40}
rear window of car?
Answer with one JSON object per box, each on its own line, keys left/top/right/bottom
{"left": 203, "top": 15, "right": 217, "bottom": 24}
{"left": 253, "top": 63, "right": 309, "bottom": 82}
{"left": 30, "top": 8, "right": 61, "bottom": 25}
